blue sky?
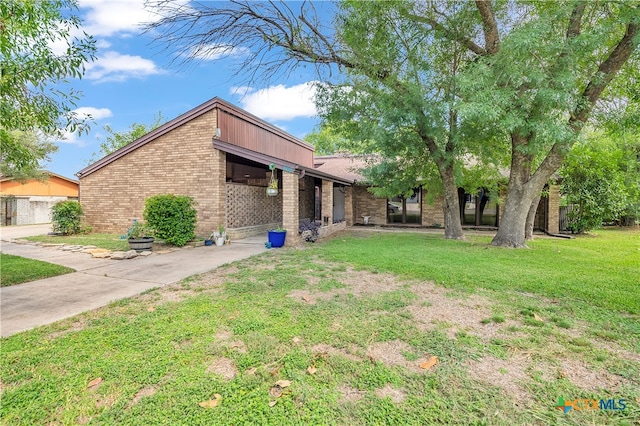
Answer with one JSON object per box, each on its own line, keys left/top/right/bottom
{"left": 49, "top": 0, "right": 324, "bottom": 179}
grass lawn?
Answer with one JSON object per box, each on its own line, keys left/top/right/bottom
{"left": 1, "top": 228, "right": 638, "bottom": 424}
{"left": 0, "top": 253, "right": 74, "bottom": 287}
{"left": 24, "top": 233, "right": 129, "bottom": 251}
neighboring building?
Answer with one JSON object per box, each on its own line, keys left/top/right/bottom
{"left": 76, "top": 97, "right": 559, "bottom": 244}
{"left": 0, "top": 172, "right": 79, "bottom": 226}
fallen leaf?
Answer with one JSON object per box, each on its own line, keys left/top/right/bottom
{"left": 269, "top": 400, "right": 278, "bottom": 407}
{"left": 87, "top": 377, "right": 103, "bottom": 389}
{"left": 269, "top": 386, "right": 283, "bottom": 398}
{"left": 307, "top": 366, "right": 317, "bottom": 375}
{"left": 199, "top": 394, "right": 222, "bottom": 408}
{"left": 419, "top": 356, "right": 439, "bottom": 370}
{"left": 533, "top": 313, "right": 544, "bottom": 322}
{"left": 302, "top": 295, "right": 310, "bottom": 302}
{"left": 274, "top": 380, "right": 291, "bottom": 388}
{"left": 147, "top": 306, "right": 155, "bottom": 312}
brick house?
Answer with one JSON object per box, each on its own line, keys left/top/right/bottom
{"left": 1, "top": 172, "right": 79, "bottom": 226}
{"left": 76, "top": 98, "right": 352, "bottom": 245}
{"left": 314, "top": 154, "right": 560, "bottom": 234}
{"left": 77, "top": 97, "right": 559, "bottom": 243}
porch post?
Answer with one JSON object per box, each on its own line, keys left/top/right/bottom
{"left": 321, "top": 180, "right": 333, "bottom": 226}
{"left": 344, "top": 186, "right": 354, "bottom": 226}
{"left": 212, "top": 149, "right": 226, "bottom": 231}
{"left": 282, "top": 170, "right": 300, "bottom": 246}
{"left": 547, "top": 184, "right": 560, "bottom": 234}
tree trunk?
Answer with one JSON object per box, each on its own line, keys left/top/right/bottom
{"left": 525, "top": 194, "right": 541, "bottom": 241}
{"left": 440, "top": 164, "right": 465, "bottom": 239}
{"left": 493, "top": 135, "right": 564, "bottom": 248}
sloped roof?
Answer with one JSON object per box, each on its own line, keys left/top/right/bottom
{"left": 76, "top": 97, "right": 314, "bottom": 178}
{"left": 0, "top": 171, "right": 78, "bottom": 185}
{"left": 313, "top": 155, "right": 370, "bottom": 183}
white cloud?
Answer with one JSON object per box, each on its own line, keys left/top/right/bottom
{"left": 78, "top": 0, "right": 156, "bottom": 37}
{"left": 237, "top": 82, "right": 318, "bottom": 121}
{"left": 184, "top": 44, "right": 249, "bottom": 61}
{"left": 72, "top": 107, "right": 113, "bottom": 121}
{"left": 85, "top": 51, "right": 163, "bottom": 82}
{"left": 57, "top": 106, "right": 112, "bottom": 145}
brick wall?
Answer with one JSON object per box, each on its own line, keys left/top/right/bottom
{"left": 282, "top": 171, "right": 300, "bottom": 246}
{"left": 299, "top": 176, "right": 315, "bottom": 221}
{"left": 226, "top": 182, "right": 282, "bottom": 229}
{"left": 547, "top": 184, "right": 560, "bottom": 233}
{"left": 352, "top": 185, "right": 387, "bottom": 225}
{"left": 422, "top": 194, "right": 445, "bottom": 227}
{"left": 321, "top": 180, "right": 333, "bottom": 225}
{"left": 79, "top": 110, "right": 223, "bottom": 236}
{"left": 344, "top": 186, "right": 354, "bottom": 225}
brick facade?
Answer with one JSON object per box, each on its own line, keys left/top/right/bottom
{"left": 321, "top": 180, "right": 334, "bottom": 226}
{"left": 80, "top": 110, "right": 222, "bottom": 236}
{"left": 422, "top": 195, "right": 445, "bottom": 228}
{"left": 225, "top": 182, "right": 282, "bottom": 228}
{"left": 547, "top": 185, "right": 560, "bottom": 234}
{"left": 282, "top": 171, "right": 300, "bottom": 246}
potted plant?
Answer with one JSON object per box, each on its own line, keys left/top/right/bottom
{"left": 266, "top": 178, "right": 278, "bottom": 196}
{"left": 126, "top": 219, "right": 154, "bottom": 251}
{"left": 212, "top": 224, "right": 226, "bottom": 246}
{"left": 267, "top": 226, "right": 286, "bottom": 248}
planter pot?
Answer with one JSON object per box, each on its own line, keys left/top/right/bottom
{"left": 204, "top": 239, "right": 213, "bottom": 246}
{"left": 128, "top": 237, "right": 154, "bottom": 251}
{"left": 266, "top": 187, "right": 278, "bottom": 196}
{"left": 267, "top": 230, "right": 286, "bottom": 248}
{"left": 215, "top": 237, "right": 225, "bottom": 246}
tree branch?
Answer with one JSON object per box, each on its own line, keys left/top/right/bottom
{"left": 571, "top": 22, "right": 640, "bottom": 126}
{"left": 475, "top": 0, "right": 500, "bottom": 54}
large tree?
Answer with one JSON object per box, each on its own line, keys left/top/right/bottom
{"left": 147, "top": 0, "right": 639, "bottom": 247}
{"left": 1, "top": 0, "right": 95, "bottom": 177}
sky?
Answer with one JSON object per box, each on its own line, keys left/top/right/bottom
{"left": 48, "top": 0, "right": 326, "bottom": 179}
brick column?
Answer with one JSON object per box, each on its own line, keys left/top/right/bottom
{"left": 547, "top": 184, "right": 560, "bottom": 234}
{"left": 211, "top": 149, "right": 226, "bottom": 232}
{"left": 282, "top": 170, "right": 300, "bottom": 246}
{"left": 321, "top": 180, "right": 333, "bottom": 226}
{"left": 344, "top": 186, "right": 354, "bottom": 226}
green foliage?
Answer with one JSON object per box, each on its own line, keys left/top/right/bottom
{"left": 143, "top": 194, "right": 197, "bottom": 246}
{"left": 1, "top": 0, "right": 96, "bottom": 174}
{"left": 51, "top": 200, "right": 84, "bottom": 235}
{"left": 0, "top": 130, "right": 58, "bottom": 181}
{"left": 88, "top": 113, "right": 165, "bottom": 164}
{"left": 560, "top": 133, "right": 634, "bottom": 233}
{"left": 125, "top": 220, "right": 153, "bottom": 239}
{"left": 0, "top": 254, "right": 74, "bottom": 286}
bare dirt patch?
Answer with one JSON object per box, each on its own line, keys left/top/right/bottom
{"left": 374, "top": 384, "right": 406, "bottom": 404}
{"left": 206, "top": 357, "right": 238, "bottom": 380}
{"left": 465, "top": 354, "right": 532, "bottom": 405}
{"left": 213, "top": 329, "right": 247, "bottom": 353}
{"left": 559, "top": 359, "right": 631, "bottom": 392}
{"left": 405, "top": 282, "right": 518, "bottom": 341}
{"left": 367, "top": 340, "right": 424, "bottom": 374}
{"left": 127, "top": 385, "right": 156, "bottom": 408}
{"left": 288, "top": 268, "right": 403, "bottom": 303}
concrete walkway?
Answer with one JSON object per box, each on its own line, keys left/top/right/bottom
{"left": 1, "top": 226, "right": 268, "bottom": 337}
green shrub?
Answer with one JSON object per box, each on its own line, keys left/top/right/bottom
{"left": 51, "top": 201, "right": 84, "bottom": 235}
{"left": 143, "top": 194, "right": 197, "bottom": 246}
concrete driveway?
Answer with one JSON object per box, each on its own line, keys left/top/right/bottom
{"left": 1, "top": 228, "right": 268, "bottom": 337}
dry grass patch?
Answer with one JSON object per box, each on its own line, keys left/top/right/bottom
{"left": 367, "top": 340, "right": 425, "bottom": 374}
{"left": 374, "top": 384, "right": 406, "bottom": 404}
{"left": 206, "top": 357, "right": 238, "bottom": 380}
